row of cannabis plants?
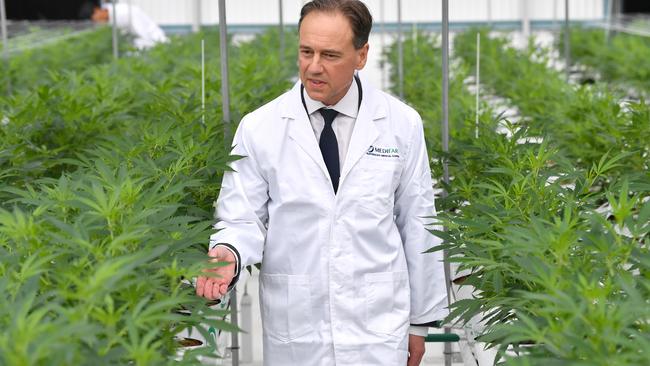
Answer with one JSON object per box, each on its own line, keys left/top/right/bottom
{"left": 560, "top": 26, "right": 650, "bottom": 93}
{"left": 0, "top": 28, "right": 297, "bottom": 365}
{"left": 0, "top": 26, "right": 130, "bottom": 96}
{"left": 388, "top": 31, "right": 650, "bottom": 365}
{"left": 382, "top": 31, "right": 494, "bottom": 179}
{"left": 455, "top": 29, "right": 649, "bottom": 177}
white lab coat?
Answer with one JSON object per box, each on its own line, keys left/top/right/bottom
{"left": 211, "top": 77, "right": 448, "bottom": 366}
{"left": 105, "top": 4, "right": 168, "bottom": 50}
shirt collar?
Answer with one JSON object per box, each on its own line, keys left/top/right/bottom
{"left": 303, "top": 78, "right": 359, "bottom": 119}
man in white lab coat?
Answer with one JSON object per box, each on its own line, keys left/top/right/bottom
{"left": 196, "top": 0, "right": 448, "bottom": 365}
{"left": 89, "top": 2, "right": 168, "bottom": 50}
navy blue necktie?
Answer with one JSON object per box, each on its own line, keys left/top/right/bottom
{"left": 319, "top": 108, "right": 340, "bottom": 193}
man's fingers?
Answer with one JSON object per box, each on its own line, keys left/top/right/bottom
{"left": 200, "top": 265, "right": 234, "bottom": 296}
{"left": 204, "top": 278, "right": 214, "bottom": 300}
{"left": 197, "top": 246, "right": 236, "bottom": 300}
{"left": 196, "top": 276, "right": 206, "bottom": 297}
{"left": 213, "top": 283, "right": 222, "bottom": 300}
{"left": 208, "top": 246, "right": 235, "bottom": 262}
{"left": 206, "top": 247, "right": 236, "bottom": 274}
{"left": 207, "top": 246, "right": 221, "bottom": 258}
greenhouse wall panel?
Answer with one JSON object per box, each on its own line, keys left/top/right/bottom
{"left": 128, "top": 0, "right": 606, "bottom": 26}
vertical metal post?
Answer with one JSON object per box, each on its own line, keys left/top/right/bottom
{"left": 240, "top": 285, "right": 253, "bottom": 363}
{"left": 487, "top": 0, "right": 492, "bottom": 28}
{"left": 412, "top": 22, "right": 417, "bottom": 56}
{"left": 218, "top": 0, "right": 232, "bottom": 141}
{"left": 111, "top": 0, "right": 119, "bottom": 59}
{"left": 379, "top": 0, "right": 386, "bottom": 91}
{"left": 229, "top": 288, "right": 239, "bottom": 366}
{"left": 475, "top": 33, "right": 480, "bottom": 139}
{"left": 522, "top": 0, "right": 530, "bottom": 40}
{"left": 605, "top": 0, "right": 613, "bottom": 42}
{"left": 614, "top": 0, "right": 622, "bottom": 18}
{"left": 202, "top": 39, "right": 206, "bottom": 126}
{"left": 397, "top": 0, "right": 404, "bottom": 99}
{"left": 216, "top": 15, "right": 237, "bottom": 363}
{"left": 279, "top": 0, "right": 285, "bottom": 63}
{"left": 127, "top": 0, "right": 133, "bottom": 33}
{"left": 553, "top": 0, "right": 558, "bottom": 30}
{"left": 0, "top": 0, "right": 10, "bottom": 95}
{"left": 441, "top": 3, "right": 450, "bottom": 187}
{"left": 442, "top": 0, "right": 452, "bottom": 365}
{"left": 564, "top": 0, "right": 570, "bottom": 81}
{"left": 193, "top": 0, "right": 201, "bottom": 33}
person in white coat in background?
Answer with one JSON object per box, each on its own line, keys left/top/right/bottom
{"left": 196, "top": 0, "right": 448, "bottom": 365}
{"left": 88, "top": 1, "right": 168, "bottom": 50}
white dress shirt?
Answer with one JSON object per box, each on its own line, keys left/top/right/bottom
{"left": 302, "top": 78, "right": 359, "bottom": 167}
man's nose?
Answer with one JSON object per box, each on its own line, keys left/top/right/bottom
{"left": 307, "top": 55, "right": 324, "bottom": 73}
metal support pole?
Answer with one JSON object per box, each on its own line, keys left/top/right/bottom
{"left": 553, "top": 0, "right": 559, "bottom": 30}
{"left": 229, "top": 288, "right": 239, "bottom": 366}
{"left": 240, "top": 285, "right": 253, "bottom": 363}
{"left": 612, "top": 0, "right": 621, "bottom": 18}
{"left": 379, "top": 0, "right": 386, "bottom": 90}
{"left": 605, "top": 0, "right": 613, "bottom": 43}
{"left": 564, "top": 0, "right": 570, "bottom": 81}
{"left": 127, "top": 0, "right": 133, "bottom": 33}
{"left": 475, "top": 33, "right": 480, "bottom": 139}
{"left": 193, "top": 0, "right": 201, "bottom": 33}
{"left": 202, "top": 39, "right": 206, "bottom": 126}
{"left": 218, "top": 0, "right": 232, "bottom": 142}
{"left": 0, "top": 0, "right": 10, "bottom": 95}
{"left": 487, "top": 0, "right": 492, "bottom": 28}
{"left": 442, "top": 3, "right": 450, "bottom": 187}
{"left": 279, "top": 0, "right": 285, "bottom": 63}
{"left": 397, "top": 0, "right": 404, "bottom": 99}
{"left": 442, "top": 0, "right": 452, "bottom": 364}
{"left": 412, "top": 22, "right": 418, "bottom": 56}
{"left": 111, "top": 0, "right": 119, "bottom": 59}
{"left": 522, "top": 0, "right": 530, "bottom": 40}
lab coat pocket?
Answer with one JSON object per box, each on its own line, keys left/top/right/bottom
{"left": 358, "top": 159, "right": 400, "bottom": 214}
{"left": 364, "top": 271, "right": 410, "bottom": 336}
{"left": 260, "top": 274, "right": 314, "bottom": 342}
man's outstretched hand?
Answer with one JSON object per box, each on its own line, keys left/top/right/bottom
{"left": 196, "top": 246, "right": 236, "bottom": 300}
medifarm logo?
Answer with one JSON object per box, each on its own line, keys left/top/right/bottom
{"left": 367, "top": 145, "right": 399, "bottom": 158}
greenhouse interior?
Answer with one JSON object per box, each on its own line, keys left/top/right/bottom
{"left": 1, "top": 0, "right": 650, "bottom": 365}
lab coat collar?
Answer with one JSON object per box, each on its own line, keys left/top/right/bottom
{"left": 281, "top": 75, "right": 387, "bottom": 190}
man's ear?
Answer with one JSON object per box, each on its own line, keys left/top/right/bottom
{"left": 356, "top": 43, "right": 369, "bottom": 70}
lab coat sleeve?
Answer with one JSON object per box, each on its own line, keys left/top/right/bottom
{"left": 130, "top": 6, "right": 168, "bottom": 49}
{"left": 394, "top": 111, "right": 449, "bottom": 324}
{"left": 209, "top": 116, "right": 268, "bottom": 286}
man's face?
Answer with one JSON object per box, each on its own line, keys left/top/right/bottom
{"left": 298, "top": 11, "right": 369, "bottom": 106}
